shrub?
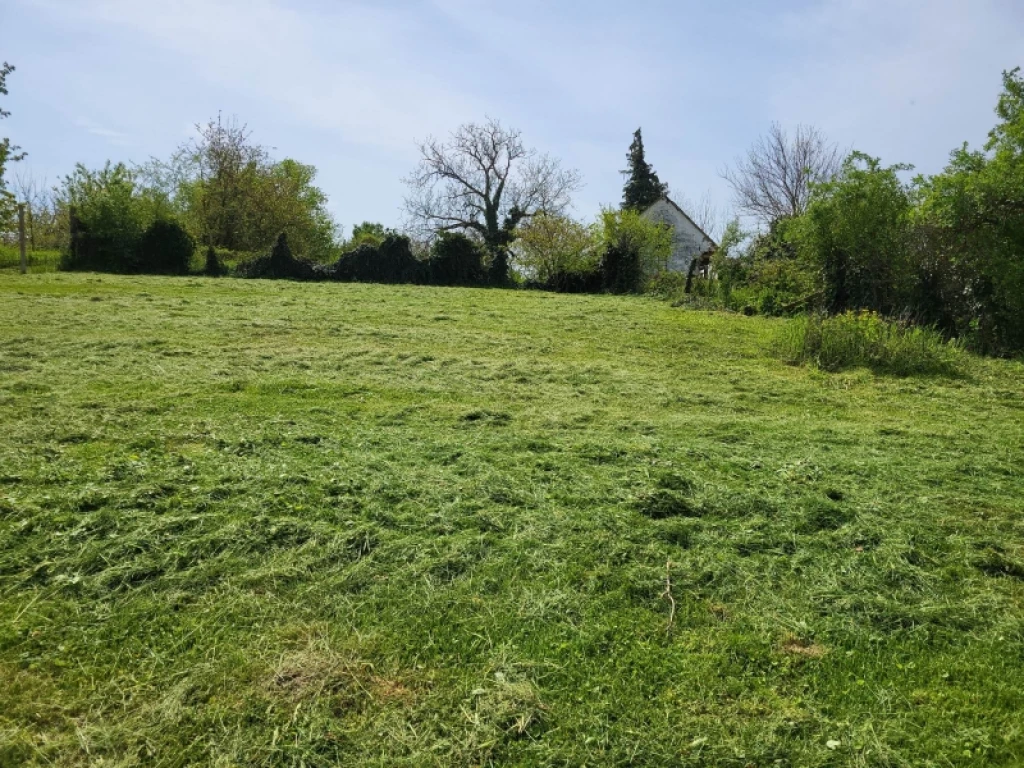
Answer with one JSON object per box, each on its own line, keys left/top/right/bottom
{"left": 423, "top": 232, "right": 487, "bottom": 286}
{"left": 135, "top": 220, "right": 194, "bottom": 275}
{"left": 237, "top": 233, "right": 317, "bottom": 280}
{"left": 320, "top": 234, "right": 421, "bottom": 284}
{"left": 513, "top": 213, "right": 600, "bottom": 289}
{"left": 59, "top": 163, "right": 153, "bottom": 272}
{"left": 598, "top": 208, "right": 672, "bottom": 293}
{"left": 347, "top": 221, "right": 387, "bottom": 250}
{"left": 777, "top": 311, "right": 965, "bottom": 376}
{"left": 204, "top": 245, "right": 226, "bottom": 277}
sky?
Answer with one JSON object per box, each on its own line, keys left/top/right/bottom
{"left": 4, "top": 0, "right": 1024, "bottom": 235}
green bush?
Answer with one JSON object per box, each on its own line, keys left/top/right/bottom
{"left": 777, "top": 310, "right": 965, "bottom": 376}
{"left": 135, "top": 219, "right": 194, "bottom": 275}
{"left": 321, "top": 234, "right": 421, "bottom": 284}
{"left": 236, "top": 233, "right": 316, "bottom": 280}
{"left": 424, "top": 232, "right": 487, "bottom": 286}
{"left": 203, "top": 245, "right": 226, "bottom": 276}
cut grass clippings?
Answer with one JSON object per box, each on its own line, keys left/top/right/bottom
{"left": 1, "top": 273, "right": 1023, "bottom": 766}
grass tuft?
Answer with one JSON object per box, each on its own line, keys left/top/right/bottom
{"left": 777, "top": 310, "right": 966, "bottom": 376}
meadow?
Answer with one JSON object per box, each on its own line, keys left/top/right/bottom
{"left": 1, "top": 272, "right": 1022, "bottom": 767}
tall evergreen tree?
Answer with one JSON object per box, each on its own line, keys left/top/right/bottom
{"left": 621, "top": 128, "right": 667, "bottom": 211}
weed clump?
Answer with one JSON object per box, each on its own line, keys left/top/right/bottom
{"left": 777, "top": 310, "right": 965, "bottom": 376}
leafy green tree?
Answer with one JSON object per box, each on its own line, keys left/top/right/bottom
{"left": 513, "top": 213, "right": 599, "bottom": 286}
{"left": 794, "top": 152, "right": 915, "bottom": 315}
{"left": 146, "top": 116, "right": 340, "bottom": 259}
{"left": 0, "top": 62, "right": 27, "bottom": 230}
{"left": 348, "top": 221, "right": 388, "bottom": 249}
{"left": 914, "top": 67, "right": 1024, "bottom": 353}
{"left": 56, "top": 162, "right": 173, "bottom": 271}
{"left": 599, "top": 207, "right": 673, "bottom": 292}
{"left": 621, "top": 128, "right": 668, "bottom": 211}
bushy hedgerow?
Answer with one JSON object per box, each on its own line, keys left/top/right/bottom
{"left": 236, "top": 233, "right": 317, "bottom": 280}
{"left": 421, "top": 232, "right": 487, "bottom": 286}
{"left": 317, "top": 234, "right": 422, "bottom": 283}
{"left": 65, "top": 216, "right": 194, "bottom": 276}
{"left": 135, "top": 220, "right": 194, "bottom": 275}
{"left": 600, "top": 241, "right": 643, "bottom": 294}
{"left": 527, "top": 268, "right": 604, "bottom": 294}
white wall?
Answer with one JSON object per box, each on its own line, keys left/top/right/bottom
{"left": 641, "top": 199, "right": 714, "bottom": 273}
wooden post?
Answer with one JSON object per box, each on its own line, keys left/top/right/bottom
{"left": 69, "top": 205, "right": 79, "bottom": 264}
{"left": 18, "top": 203, "right": 27, "bottom": 274}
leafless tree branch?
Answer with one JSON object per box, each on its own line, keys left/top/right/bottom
{"left": 722, "top": 123, "right": 842, "bottom": 225}
{"left": 402, "top": 117, "right": 581, "bottom": 250}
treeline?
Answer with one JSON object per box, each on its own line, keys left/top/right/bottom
{"left": 3, "top": 59, "right": 1023, "bottom": 356}
{"left": 228, "top": 208, "right": 671, "bottom": 295}
{"left": 686, "top": 68, "right": 1024, "bottom": 356}
{"left": 51, "top": 116, "right": 342, "bottom": 275}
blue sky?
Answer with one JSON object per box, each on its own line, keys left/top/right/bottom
{"left": 4, "top": 0, "right": 1024, "bottom": 234}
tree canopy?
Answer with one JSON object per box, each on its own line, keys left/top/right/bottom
{"left": 1, "top": 62, "right": 26, "bottom": 229}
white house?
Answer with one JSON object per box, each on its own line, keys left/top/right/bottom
{"left": 641, "top": 196, "right": 716, "bottom": 275}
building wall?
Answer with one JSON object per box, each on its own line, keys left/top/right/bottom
{"left": 641, "top": 198, "right": 714, "bottom": 273}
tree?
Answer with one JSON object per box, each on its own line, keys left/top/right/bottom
{"left": 56, "top": 162, "right": 172, "bottom": 271}
{"left": 621, "top": 128, "right": 668, "bottom": 211}
{"left": 173, "top": 114, "right": 271, "bottom": 252}
{"left": 403, "top": 117, "right": 581, "bottom": 284}
{"left": 1, "top": 62, "right": 27, "bottom": 230}
{"left": 723, "top": 123, "right": 842, "bottom": 225}
{"left": 348, "top": 221, "right": 388, "bottom": 249}
{"left": 599, "top": 208, "right": 673, "bottom": 293}
{"left": 7, "top": 172, "right": 60, "bottom": 250}
{"left": 513, "top": 213, "right": 599, "bottom": 286}
{"left": 914, "top": 67, "right": 1024, "bottom": 353}
{"left": 794, "top": 152, "right": 914, "bottom": 315}
{"left": 147, "top": 115, "right": 340, "bottom": 259}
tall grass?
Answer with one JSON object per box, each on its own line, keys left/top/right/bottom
{"left": 0, "top": 245, "right": 62, "bottom": 272}
{"left": 777, "top": 310, "right": 966, "bottom": 376}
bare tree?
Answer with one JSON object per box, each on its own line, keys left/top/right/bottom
{"left": 403, "top": 117, "right": 581, "bottom": 282}
{"left": 10, "top": 172, "right": 60, "bottom": 249}
{"left": 722, "top": 123, "right": 842, "bottom": 225}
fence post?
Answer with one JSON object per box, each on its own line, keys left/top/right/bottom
{"left": 69, "top": 205, "right": 79, "bottom": 265}
{"left": 18, "top": 203, "right": 27, "bottom": 274}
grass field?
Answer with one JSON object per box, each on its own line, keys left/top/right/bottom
{"left": 1, "top": 273, "right": 1023, "bottom": 767}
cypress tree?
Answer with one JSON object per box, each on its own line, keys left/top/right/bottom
{"left": 621, "top": 128, "right": 668, "bottom": 211}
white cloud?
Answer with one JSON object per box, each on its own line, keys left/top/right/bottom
{"left": 73, "top": 116, "right": 133, "bottom": 146}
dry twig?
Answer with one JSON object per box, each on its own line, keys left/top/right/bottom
{"left": 661, "top": 560, "right": 676, "bottom": 633}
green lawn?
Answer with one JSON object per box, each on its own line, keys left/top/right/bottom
{"left": 1, "top": 273, "right": 1022, "bottom": 767}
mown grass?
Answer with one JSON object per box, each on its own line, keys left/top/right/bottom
{"left": 1, "top": 273, "right": 1022, "bottom": 767}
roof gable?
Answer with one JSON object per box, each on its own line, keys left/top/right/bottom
{"left": 643, "top": 195, "right": 717, "bottom": 248}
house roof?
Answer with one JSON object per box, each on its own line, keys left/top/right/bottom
{"left": 643, "top": 195, "right": 718, "bottom": 249}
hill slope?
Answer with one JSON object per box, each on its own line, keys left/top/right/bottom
{"left": 1, "top": 274, "right": 1023, "bottom": 766}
